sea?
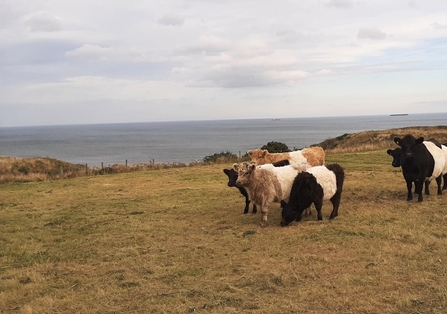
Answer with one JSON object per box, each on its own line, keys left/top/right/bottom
{"left": 1, "top": 113, "right": 447, "bottom": 167}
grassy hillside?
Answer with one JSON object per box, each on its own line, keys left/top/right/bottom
{"left": 1, "top": 149, "right": 447, "bottom": 313}
{"left": 318, "top": 125, "right": 447, "bottom": 152}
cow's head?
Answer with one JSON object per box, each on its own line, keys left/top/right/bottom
{"left": 280, "top": 200, "right": 295, "bottom": 226}
{"left": 233, "top": 162, "right": 256, "bottom": 187}
{"left": 386, "top": 148, "right": 402, "bottom": 167}
{"left": 394, "top": 135, "right": 424, "bottom": 159}
{"left": 223, "top": 168, "right": 238, "bottom": 187}
{"left": 247, "top": 149, "right": 268, "bottom": 165}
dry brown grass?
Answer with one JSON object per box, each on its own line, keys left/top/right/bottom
{"left": 1, "top": 149, "right": 447, "bottom": 313}
{"left": 320, "top": 126, "right": 447, "bottom": 153}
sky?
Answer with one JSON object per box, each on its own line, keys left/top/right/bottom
{"left": 1, "top": 0, "right": 447, "bottom": 127}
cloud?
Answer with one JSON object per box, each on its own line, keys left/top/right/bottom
{"left": 65, "top": 44, "right": 115, "bottom": 60}
{"left": 357, "top": 27, "right": 387, "bottom": 40}
{"left": 157, "top": 14, "right": 185, "bottom": 26}
{"left": 64, "top": 44, "right": 148, "bottom": 63}
{"left": 23, "top": 12, "right": 62, "bottom": 32}
{"left": 325, "top": 0, "right": 354, "bottom": 9}
{"left": 186, "top": 36, "right": 233, "bottom": 54}
{"left": 432, "top": 22, "right": 447, "bottom": 30}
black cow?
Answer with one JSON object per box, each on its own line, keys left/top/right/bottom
{"left": 394, "top": 135, "right": 443, "bottom": 202}
{"left": 223, "top": 168, "right": 257, "bottom": 214}
{"left": 386, "top": 147, "right": 402, "bottom": 168}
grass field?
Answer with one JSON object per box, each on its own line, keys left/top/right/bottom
{"left": 1, "top": 150, "right": 447, "bottom": 313}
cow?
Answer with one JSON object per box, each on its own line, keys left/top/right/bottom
{"left": 393, "top": 135, "right": 445, "bottom": 202}
{"left": 233, "top": 162, "right": 302, "bottom": 227}
{"left": 223, "top": 168, "right": 257, "bottom": 214}
{"left": 442, "top": 144, "right": 447, "bottom": 190}
{"left": 248, "top": 146, "right": 325, "bottom": 168}
{"left": 223, "top": 159, "right": 292, "bottom": 214}
{"left": 280, "top": 164, "right": 345, "bottom": 227}
{"left": 386, "top": 147, "right": 402, "bottom": 168}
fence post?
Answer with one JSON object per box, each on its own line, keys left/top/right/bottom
{"left": 239, "top": 151, "right": 241, "bottom": 158}
{"left": 101, "top": 162, "right": 104, "bottom": 171}
{"left": 85, "top": 164, "right": 88, "bottom": 175}
{"left": 60, "top": 166, "right": 63, "bottom": 176}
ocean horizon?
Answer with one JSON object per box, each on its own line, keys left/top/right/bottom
{"left": 1, "top": 113, "right": 447, "bottom": 166}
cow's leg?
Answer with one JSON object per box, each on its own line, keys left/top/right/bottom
{"left": 414, "top": 179, "right": 424, "bottom": 202}
{"left": 329, "top": 192, "right": 341, "bottom": 219}
{"left": 314, "top": 199, "right": 324, "bottom": 221}
{"left": 406, "top": 179, "right": 413, "bottom": 201}
{"left": 295, "top": 210, "right": 304, "bottom": 222}
{"left": 436, "top": 175, "right": 443, "bottom": 195}
{"left": 260, "top": 204, "right": 269, "bottom": 227}
{"left": 304, "top": 207, "right": 312, "bottom": 216}
{"left": 243, "top": 197, "right": 250, "bottom": 214}
{"left": 252, "top": 203, "right": 257, "bottom": 214}
{"left": 424, "top": 179, "right": 430, "bottom": 195}
{"left": 443, "top": 174, "right": 447, "bottom": 190}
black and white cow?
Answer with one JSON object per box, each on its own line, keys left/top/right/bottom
{"left": 280, "top": 163, "right": 345, "bottom": 227}
{"left": 393, "top": 135, "right": 445, "bottom": 202}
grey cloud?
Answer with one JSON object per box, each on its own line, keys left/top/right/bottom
{"left": 183, "top": 36, "right": 233, "bottom": 55}
{"left": 432, "top": 22, "right": 447, "bottom": 30}
{"left": 65, "top": 44, "right": 115, "bottom": 59}
{"left": 24, "top": 12, "right": 62, "bottom": 32}
{"left": 157, "top": 15, "right": 185, "bottom": 26}
{"left": 325, "top": 0, "right": 354, "bottom": 9}
{"left": 357, "top": 27, "right": 387, "bottom": 40}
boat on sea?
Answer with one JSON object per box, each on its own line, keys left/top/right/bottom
{"left": 390, "top": 113, "right": 409, "bottom": 116}
{"left": 272, "top": 118, "right": 281, "bottom": 121}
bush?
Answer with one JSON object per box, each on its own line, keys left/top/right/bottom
{"left": 260, "top": 141, "right": 290, "bottom": 153}
{"left": 203, "top": 151, "right": 238, "bottom": 163}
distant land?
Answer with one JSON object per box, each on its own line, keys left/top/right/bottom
{"left": 390, "top": 113, "right": 409, "bottom": 116}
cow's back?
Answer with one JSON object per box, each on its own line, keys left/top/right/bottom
{"left": 307, "top": 165, "right": 337, "bottom": 200}
{"left": 302, "top": 146, "right": 325, "bottom": 166}
{"left": 423, "top": 141, "right": 445, "bottom": 179}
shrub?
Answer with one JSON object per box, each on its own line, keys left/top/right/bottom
{"left": 260, "top": 141, "right": 290, "bottom": 153}
{"left": 203, "top": 151, "right": 238, "bottom": 163}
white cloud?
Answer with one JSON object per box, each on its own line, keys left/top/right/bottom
{"left": 325, "top": 0, "right": 354, "bottom": 9}
{"left": 23, "top": 11, "right": 62, "bottom": 32}
{"left": 65, "top": 44, "right": 115, "bottom": 59}
{"left": 157, "top": 14, "right": 185, "bottom": 26}
{"left": 187, "top": 36, "right": 233, "bottom": 54}
{"left": 357, "top": 27, "right": 387, "bottom": 40}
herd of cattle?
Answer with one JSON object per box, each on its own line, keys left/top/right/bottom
{"left": 224, "top": 146, "right": 344, "bottom": 227}
{"left": 223, "top": 134, "right": 447, "bottom": 227}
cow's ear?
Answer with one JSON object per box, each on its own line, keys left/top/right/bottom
{"left": 386, "top": 149, "right": 393, "bottom": 156}
{"left": 233, "top": 163, "right": 239, "bottom": 171}
{"left": 223, "top": 169, "right": 230, "bottom": 175}
{"left": 247, "top": 150, "right": 253, "bottom": 157}
{"left": 261, "top": 150, "right": 268, "bottom": 157}
{"left": 249, "top": 163, "right": 256, "bottom": 171}
{"left": 416, "top": 137, "right": 424, "bottom": 145}
{"left": 394, "top": 137, "right": 402, "bottom": 146}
